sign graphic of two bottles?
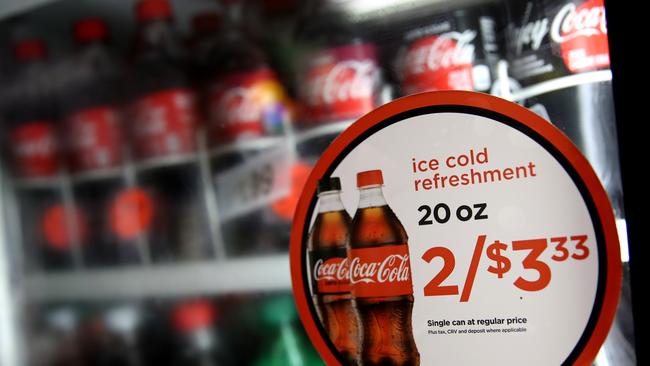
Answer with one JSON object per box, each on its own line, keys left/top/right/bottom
{"left": 308, "top": 170, "right": 420, "bottom": 366}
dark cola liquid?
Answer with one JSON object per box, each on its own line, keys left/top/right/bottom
{"left": 308, "top": 208, "right": 359, "bottom": 365}
{"left": 351, "top": 205, "right": 419, "bottom": 366}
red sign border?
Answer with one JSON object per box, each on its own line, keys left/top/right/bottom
{"left": 289, "top": 90, "right": 622, "bottom": 366}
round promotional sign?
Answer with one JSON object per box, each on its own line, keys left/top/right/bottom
{"left": 290, "top": 91, "right": 621, "bottom": 366}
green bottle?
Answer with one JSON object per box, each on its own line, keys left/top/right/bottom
{"left": 253, "top": 295, "right": 324, "bottom": 366}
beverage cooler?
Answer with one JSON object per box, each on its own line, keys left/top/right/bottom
{"left": 0, "top": 0, "right": 639, "bottom": 365}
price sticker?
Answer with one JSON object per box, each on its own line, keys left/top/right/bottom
{"left": 290, "top": 91, "right": 621, "bottom": 366}
{"left": 214, "top": 144, "right": 293, "bottom": 221}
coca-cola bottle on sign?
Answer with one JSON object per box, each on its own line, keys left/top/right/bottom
{"left": 3, "top": 38, "right": 61, "bottom": 178}
{"left": 308, "top": 177, "right": 359, "bottom": 365}
{"left": 395, "top": 5, "right": 500, "bottom": 95}
{"left": 350, "top": 169, "right": 419, "bottom": 366}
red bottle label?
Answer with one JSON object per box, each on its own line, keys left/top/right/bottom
{"left": 309, "top": 247, "right": 351, "bottom": 294}
{"left": 349, "top": 244, "right": 413, "bottom": 298}
{"left": 300, "top": 43, "right": 379, "bottom": 124}
{"left": 131, "top": 88, "right": 198, "bottom": 160}
{"left": 109, "top": 188, "right": 154, "bottom": 240}
{"left": 41, "top": 204, "right": 87, "bottom": 250}
{"left": 551, "top": 0, "right": 609, "bottom": 73}
{"left": 66, "top": 106, "right": 123, "bottom": 172}
{"left": 207, "top": 68, "right": 292, "bottom": 145}
{"left": 401, "top": 30, "right": 476, "bottom": 94}
{"left": 9, "top": 121, "right": 60, "bottom": 177}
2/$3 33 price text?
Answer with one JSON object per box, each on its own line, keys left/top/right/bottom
{"left": 421, "top": 234, "right": 591, "bottom": 303}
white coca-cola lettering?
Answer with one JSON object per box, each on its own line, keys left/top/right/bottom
{"left": 405, "top": 30, "right": 476, "bottom": 75}
{"left": 550, "top": 2, "right": 607, "bottom": 44}
{"left": 349, "top": 254, "right": 410, "bottom": 284}
{"left": 305, "top": 59, "right": 378, "bottom": 106}
{"left": 71, "top": 119, "right": 97, "bottom": 148}
{"left": 313, "top": 258, "right": 349, "bottom": 281}
{"left": 515, "top": 18, "right": 549, "bottom": 53}
{"left": 15, "top": 134, "right": 55, "bottom": 157}
{"left": 135, "top": 106, "right": 166, "bottom": 135}
{"left": 213, "top": 87, "right": 261, "bottom": 125}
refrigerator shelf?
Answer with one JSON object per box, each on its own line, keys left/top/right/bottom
{"left": 208, "top": 136, "right": 288, "bottom": 158}
{"left": 24, "top": 254, "right": 291, "bottom": 301}
{"left": 295, "top": 119, "right": 355, "bottom": 144}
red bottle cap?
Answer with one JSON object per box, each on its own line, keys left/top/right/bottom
{"left": 191, "top": 12, "right": 222, "bottom": 34}
{"left": 13, "top": 39, "right": 47, "bottom": 62}
{"left": 136, "top": 0, "right": 173, "bottom": 22}
{"left": 357, "top": 169, "right": 384, "bottom": 187}
{"left": 74, "top": 18, "right": 109, "bottom": 43}
{"left": 172, "top": 300, "right": 216, "bottom": 333}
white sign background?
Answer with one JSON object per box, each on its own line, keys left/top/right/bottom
{"left": 316, "top": 112, "right": 599, "bottom": 365}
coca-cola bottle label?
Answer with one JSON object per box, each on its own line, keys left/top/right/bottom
{"left": 300, "top": 43, "right": 380, "bottom": 124}
{"left": 9, "top": 121, "right": 60, "bottom": 178}
{"left": 553, "top": 0, "right": 609, "bottom": 73}
{"left": 348, "top": 244, "right": 414, "bottom": 298}
{"left": 41, "top": 204, "right": 87, "bottom": 250}
{"left": 131, "top": 88, "right": 198, "bottom": 160}
{"left": 400, "top": 30, "right": 477, "bottom": 93}
{"left": 309, "top": 247, "right": 351, "bottom": 294}
{"left": 507, "top": 0, "right": 609, "bottom": 84}
{"left": 109, "top": 188, "right": 154, "bottom": 240}
{"left": 207, "top": 68, "right": 292, "bottom": 145}
{"left": 66, "top": 106, "right": 123, "bottom": 172}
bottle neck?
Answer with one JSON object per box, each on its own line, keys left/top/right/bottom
{"left": 357, "top": 185, "right": 386, "bottom": 208}
{"left": 318, "top": 191, "right": 345, "bottom": 213}
{"left": 135, "top": 18, "right": 178, "bottom": 53}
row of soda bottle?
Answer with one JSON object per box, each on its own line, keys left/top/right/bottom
{"left": 31, "top": 293, "right": 322, "bottom": 366}
{"left": 308, "top": 171, "right": 419, "bottom": 365}
{"left": 1, "top": 0, "right": 618, "bottom": 272}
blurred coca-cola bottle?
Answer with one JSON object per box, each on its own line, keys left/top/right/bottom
{"left": 98, "top": 305, "right": 145, "bottom": 366}
{"left": 129, "top": 0, "right": 211, "bottom": 263}
{"left": 394, "top": 4, "right": 501, "bottom": 95}
{"left": 171, "top": 299, "right": 232, "bottom": 366}
{"left": 205, "top": 0, "right": 295, "bottom": 256}
{"left": 294, "top": 0, "right": 383, "bottom": 163}
{"left": 59, "top": 17, "right": 129, "bottom": 268}
{"left": 34, "top": 307, "right": 84, "bottom": 366}
{"left": 2, "top": 38, "right": 61, "bottom": 178}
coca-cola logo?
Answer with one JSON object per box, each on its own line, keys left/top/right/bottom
{"left": 304, "top": 60, "right": 378, "bottom": 107}
{"left": 403, "top": 30, "right": 477, "bottom": 76}
{"left": 15, "top": 134, "right": 55, "bottom": 157}
{"left": 550, "top": 1, "right": 607, "bottom": 44}
{"left": 212, "top": 87, "right": 262, "bottom": 126}
{"left": 134, "top": 105, "right": 167, "bottom": 135}
{"left": 313, "top": 258, "right": 349, "bottom": 282}
{"left": 349, "top": 254, "right": 411, "bottom": 284}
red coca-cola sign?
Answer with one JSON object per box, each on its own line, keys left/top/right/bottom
{"left": 551, "top": 0, "right": 609, "bottom": 72}
{"left": 300, "top": 44, "right": 379, "bottom": 124}
{"left": 401, "top": 30, "right": 476, "bottom": 94}
{"left": 9, "top": 121, "right": 60, "bottom": 177}
{"left": 131, "top": 88, "right": 198, "bottom": 160}
{"left": 66, "top": 106, "right": 123, "bottom": 172}
{"left": 207, "top": 68, "right": 291, "bottom": 145}
{"left": 348, "top": 244, "right": 413, "bottom": 298}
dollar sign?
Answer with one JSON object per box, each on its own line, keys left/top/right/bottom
{"left": 487, "top": 240, "right": 511, "bottom": 278}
